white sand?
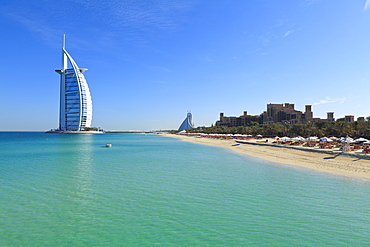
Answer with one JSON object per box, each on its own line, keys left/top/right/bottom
{"left": 162, "top": 134, "right": 370, "bottom": 180}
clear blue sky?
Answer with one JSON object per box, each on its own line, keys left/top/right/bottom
{"left": 1, "top": 0, "right": 370, "bottom": 131}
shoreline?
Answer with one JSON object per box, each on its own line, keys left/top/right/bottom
{"left": 161, "top": 134, "right": 370, "bottom": 180}
{"left": 45, "top": 130, "right": 105, "bottom": 134}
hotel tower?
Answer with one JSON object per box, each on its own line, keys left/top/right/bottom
{"left": 178, "top": 112, "right": 194, "bottom": 131}
{"left": 55, "top": 36, "right": 93, "bottom": 131}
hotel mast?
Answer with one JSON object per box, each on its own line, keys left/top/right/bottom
{"left": 55, "top": 35, "right": 93, "bottom": 131}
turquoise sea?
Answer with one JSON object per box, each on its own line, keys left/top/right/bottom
{"left": 1, "top": 132, "right": 370, "bottom": 246}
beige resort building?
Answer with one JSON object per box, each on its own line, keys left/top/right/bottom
{"left": 215, "top": 103, "right": 358, "bottom": 127}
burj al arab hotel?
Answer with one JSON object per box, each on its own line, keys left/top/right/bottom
{"left": 54, "top": 36, "right": 93, "bottom": 132}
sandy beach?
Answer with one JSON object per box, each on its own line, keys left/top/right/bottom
{"left": 162, "top": 134, "right": 370, "bottom": 180}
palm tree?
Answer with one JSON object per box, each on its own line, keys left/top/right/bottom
{"left": 332, "top": 121, "right": 354, "bottom": 137}
{"left": 290, "top": 123, "right": 305, "bottom": 136}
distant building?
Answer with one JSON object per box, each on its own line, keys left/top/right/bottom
{"left": 179, "top": 112, "right": 195, "bottom": 130}
{"left": 215, "top": 103, "right": 340, "bottom": 127}
{"left": 304, "top": 105, "right": 313, "bottom": 121}
{"left": 263, "top": 103, "right": 304, "bottom": 124}
{"left": 261, "top": 103, "right": 325, "bottom": 124}
{"left": 345, "top": 115, "right": 355, "bottom": 123}
{"left": 55, "top": 35, "right": 93, "bottom": 131}
{"left": 357, "top": 117, "right": 365, "bottom": 121}
{"left": 327, "top": 112, "right": 335, "bottom": 122}
{"left": 215, "top": 111, "right": 262, "bottom": 127}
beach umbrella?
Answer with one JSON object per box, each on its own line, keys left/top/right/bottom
{"left": 355, "top": 137, "right": 369, "bottom": 142}
{"left": 320, "top": 137, "right": 333, "bottom": 142}
{"left": 329, "top": 136, "right": 338, "bottom": 140}
{"left": 307, "top": 136, "right": 318, "bottom": 141}
{"left": 256, "top": 134, "right": 263, "bottom": 137}
{"left": 342, "top": 137, "right": 355, "bottom": 143}
{"left": 281, "top": 136, "right": 291, "bottom": 141}
{"left": 292, "top": 136, "right": 305, "bottom": 141}
{"left": 363, "top": 141, "right": 370, "bottom": 145}
{"left": 274, "top": 136, "right": 280, "bottom": 140}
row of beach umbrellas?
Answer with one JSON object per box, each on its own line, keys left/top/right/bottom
{"left": 182, "top": 133, "right": 263, "bottom": 137}
{"left": 180, "top": 133, "right": 370, "bottom": 144}
{"left": 275, "top": 136, "right": 370, "bottom": 144}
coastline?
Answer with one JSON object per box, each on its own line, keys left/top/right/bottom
{"left": 161, "top": 134, "right": 370, "bottom": 180}
{"left": 45, "top": 130, "right": 105, "bottom": 134}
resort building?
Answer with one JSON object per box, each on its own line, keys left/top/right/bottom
{"left": 357, "top": 117, "right": 365, "bottom": 121}
{"left": 327, "top": 112, "right": 335, "bottom": 122}
{"left": 261, "top": 103, "right": 321, "bottom": 124}
{"left": 55, "top": 36, "right": 93, "bottom": 131}
{"left": 263, "top": 103, "right": 303, "bottom": 124}
{"left": 179, "top": 112, "right": 195, "bottom": 130}
{"left": 345, "top": 115, "right": 355, "bottom": 123}
{"left": 216, "top": 112, "right": 262, "bottom": 127}
{"left": 215, "top": 103, "right": 338, "bottom": 127}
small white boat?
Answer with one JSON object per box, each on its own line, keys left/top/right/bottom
{"left": 105, "top": 144, "right": 112, "bottom": 148}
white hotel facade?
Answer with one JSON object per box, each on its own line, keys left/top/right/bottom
{"left": 55, "top": 36, "right": 93, "bottom": 131}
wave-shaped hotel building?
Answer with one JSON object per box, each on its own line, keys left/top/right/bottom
{"left": 48, "top": 36, "right": 101, "bottom": 133}
{"left": 178, "top": 112, "right": 195, "bottom": 131}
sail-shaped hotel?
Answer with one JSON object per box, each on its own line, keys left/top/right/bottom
{"left": 51, "top": 36, "right": 96, "bottom": 132}
{"left": 178, "top": 112, "right": 195, "bottom": 131}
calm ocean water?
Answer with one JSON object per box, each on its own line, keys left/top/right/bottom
{"left": 1, "top": 132, "right": 370, "bottom": 246}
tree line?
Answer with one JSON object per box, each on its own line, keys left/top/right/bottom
{"left": 186, "top": 118, "right": 370, "bottom": 139}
